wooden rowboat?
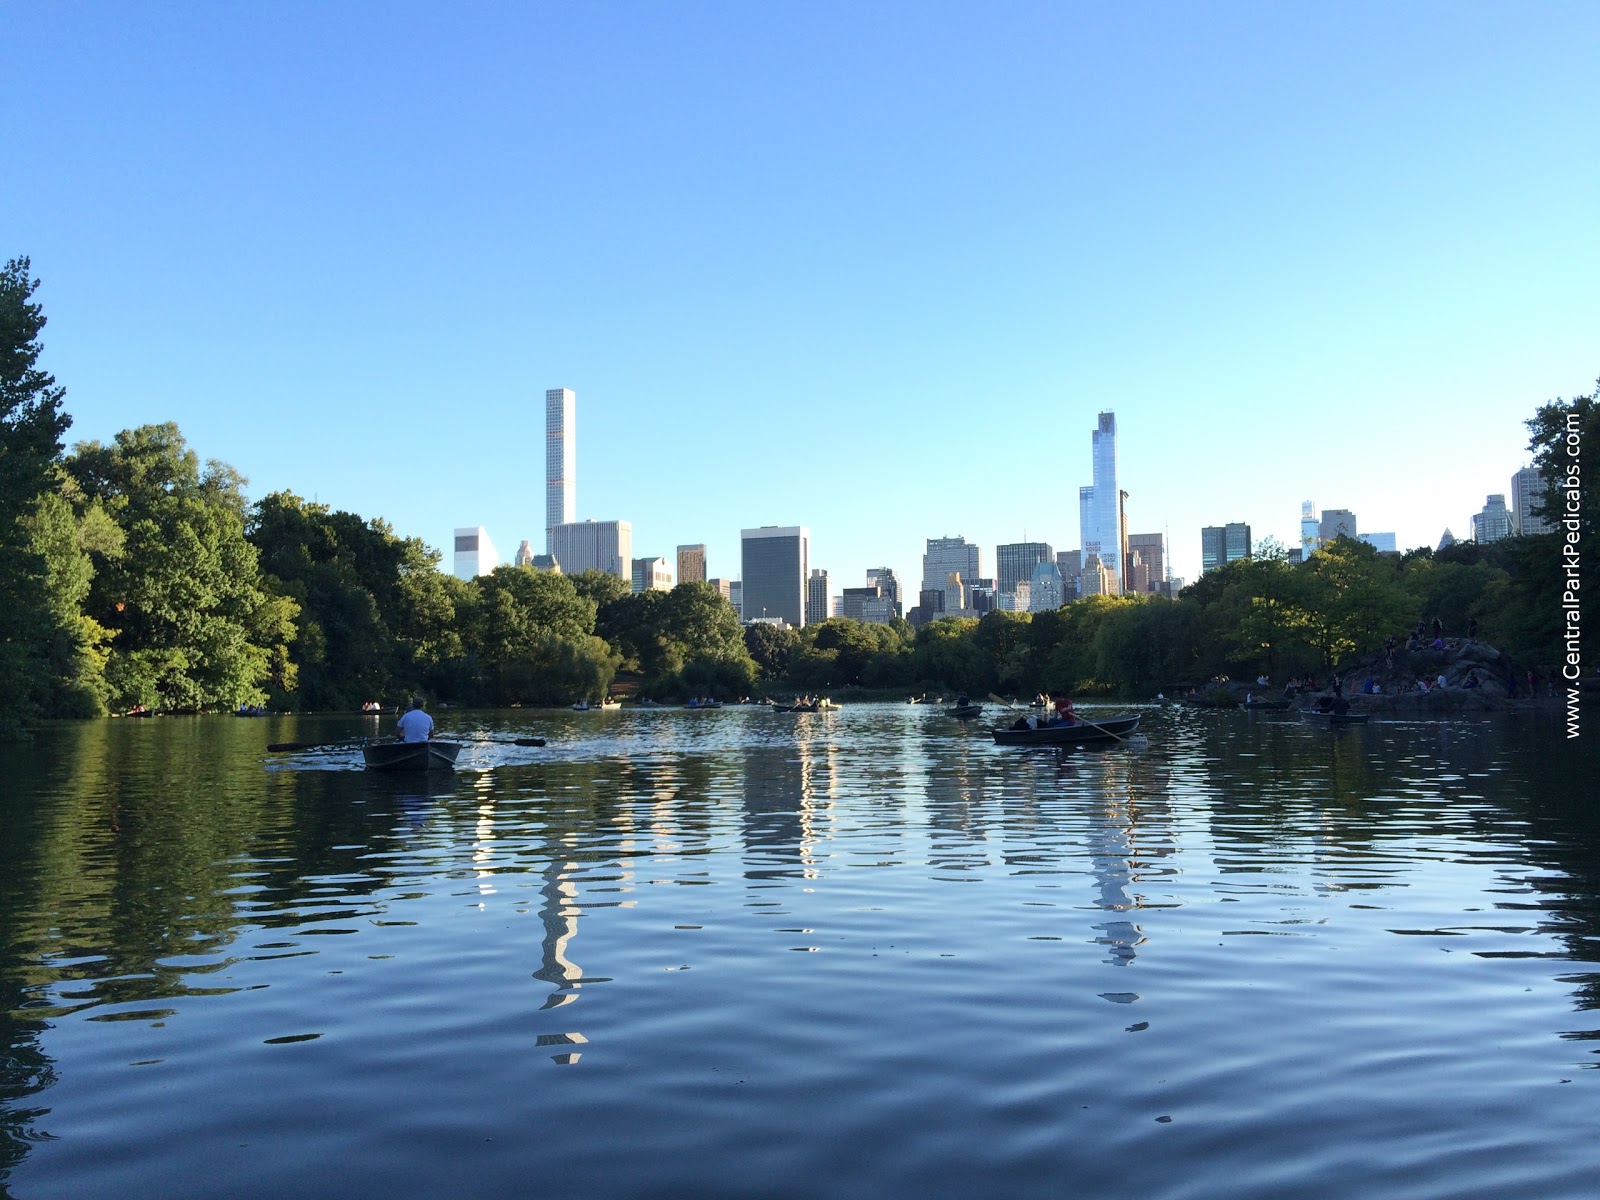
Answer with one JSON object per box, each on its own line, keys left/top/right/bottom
{"left": 946, "top": 703, "right": 985, "bottom": 719}
{"left": 990, "top": 713, "right": 1141, "bottom": 746}
{"left": 362, "top": 740, "right": 463, "bottom": 771}
{"left": 1299, "top": 709, "right": 1369, "bottom": 725}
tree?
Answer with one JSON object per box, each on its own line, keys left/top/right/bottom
{"left": 65, "top": 424, "right": 295, "bottom": 711}
{"left": 0, "top": 257, "right": 74, "bottom": 716}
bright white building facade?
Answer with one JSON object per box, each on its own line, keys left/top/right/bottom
{"left": 453, "top": 526, "right": 498, "bottom": 580}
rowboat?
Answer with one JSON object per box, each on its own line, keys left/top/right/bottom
{"left": 946, "top": 703, "right": 984, "bottom": 719}
{"left": 1299, "top": 709, "right": 1369, "bottom": 725}
{"left": 361, "top": 740, "right": 463, "bottom": 771}
{"left": 990, "top": 713, "right": 1142, "bottom": 746}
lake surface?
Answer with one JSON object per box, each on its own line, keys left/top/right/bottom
{"left": 2, "top": 703, "right": 1597, "bottom": 1199}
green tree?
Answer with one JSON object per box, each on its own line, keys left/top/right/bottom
{"left": 0, "top": 257, "right": 74, "bottom": 716}
{"left": 743, "top": 621, "right": 797, "bottom": 681}
{"left": 1298, "top": 536, "right": 1415, "bottom": 669}
{"left": 66, "top": 424, "right": 295, "bottom": 711}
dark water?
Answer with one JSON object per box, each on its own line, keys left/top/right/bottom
{"left": 2, "top": 704, "right": 1597, "bottom": 1199}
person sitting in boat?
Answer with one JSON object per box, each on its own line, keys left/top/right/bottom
{"left": 1331, "top": 694, "right": 1350, "bottom": 715}
{"left": 394, "top": 696, "right": 434, "bottom": 743}
{"left": 1245, "top": 692, "right": 1256, "bottom": 706}
{"left": 1048, "top": 696, "right": 1075, "bottom": 726}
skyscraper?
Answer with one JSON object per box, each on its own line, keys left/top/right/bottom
{"left": 996, "top": 542, "right": 1053, "bottom": 598}
{"left": 741, "top": 526, "right": 809, "bottom": 627}
{"left": 1319, "top": 509, "right": 1357, "bottom": 544}
{"left": 1028, "top": 560, "right": 1064, "bottom": 612}
{"left": 453, "top": 527, "right": 498, "bottom": 580}
{"left": 921, "top": 537, "right": 981, "bottom": 597}
{"left": 1471, "top": 495, "right": 1511, "bottom": 544}
{"left": 632, "top": 556, "right": 672, "bottom": 592}
{"left": 1201, "top": 523, "right": 1251, "bottom": 573}
{"left": 551, "top": 519, "right": 632, "bottom": 578}
{"left": 1126, "top": 532, "right": 1166, "bottom": 594}
{"left": 806, "top": 568, "right": 830, "bottom": 625}
{"left": 545, "top": 387, "right": 576, "bottom": 554}
{"left": 1300, "top": 501, "right": 1320, "bottom": 558}
{"left": 677, "top": 544, "right": 707, "bottom": 584}
{"left": 1077, "top": 412, "right": 1122, "bottom": 593}
{"left": 1511, "top": 466, "right": 1553, "bottom": 535}
{"left": 865, "top": 567, "right": 903, "bottom": 617}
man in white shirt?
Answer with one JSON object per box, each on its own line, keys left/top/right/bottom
{"left": 394, "top": 697, "right": 434, "bottom": 742}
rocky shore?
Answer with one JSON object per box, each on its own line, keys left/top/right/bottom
{"left": 1183, "top": 639, "right": 1555, "bottom": 715}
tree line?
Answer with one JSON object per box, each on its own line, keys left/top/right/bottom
{"left": 2, "top": 257, "right": 1592, "bottom": 718}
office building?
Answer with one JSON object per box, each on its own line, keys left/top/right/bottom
{"left": 453, "top": 527, "right": 498, "bottom": 580}
{"left": 551, "top": 519, "right": 632, "bottom": 579}
{"left": 807, "top": 569, "right": 830, "bottom": 626}
{"left": 707, "top": 578, "right": 734, "bottom": 602}
{"left": 1078, "top": 553, "right": 1116, "bottom": 597}
{"left": 865, "top": 567, "right": 903, "bottom": 617}
{"left": 1028, "top": 561, "right": 1064, "bottom": 612}
{"left": 677, "top": 544, "right": 707, "bottom": 584}
{"left": 1512, "top": 466, "right": 1553, "bottom": 535}
{"left": 997, "top": 542, "right": 1053, "bottom": 600}
{"left": 1300, "top": 501, "right": 1320, "bottom": 558}
{"left": 968, "top": 579, "right": 996, "bottom": 614}
{"left": 1358, "top": 533, "right": 1397, "bottom": 553}
{"left": 1471, "top": 495, "right": 1512, "bottom": 544}
{"left": 1319, "top": 508, "right": 1358, "bottom": 544}
{"left": 545, "top": 388, "right": 576, "bottom": 554}
{"left": 842, "top": 585, "right": 883, "bottom": 622}
{"left": 1126, "top": 533, "right": 1166, "bottom": 595}
{"left": 1437, "top": 529, "right": 1457, "bottom": 552}
{"left": 1201, "top": 523, "right": 1251, "bottom": 573}
{"left": 1077, "top": 412, "right": 1122, "bottom": 593}
{"left": 728, "top": 580, "right": 743, "bottom": 619}
{"left": 921, "top": 537, "right": 982, "bottom": 597}
{"left": 515, "top": 539, "right": 534, "bottom": 568}
{"left": 1056, "top": 551, "right": 1082, "bottom": 601}
{"left": 740, "top": 526, "right": 809, "bottom": 627}
{"left": 632, "top": 556, "right": 672, "bottom": 593}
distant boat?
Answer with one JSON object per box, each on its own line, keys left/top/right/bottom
{"left": 362, "top": 740, "right": 463, "bottom": 771}
{"left": 945, "top": 702, "right": 984, "bottom": 719}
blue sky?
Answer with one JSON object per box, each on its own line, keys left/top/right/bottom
{"left": 5, "top": 2, "right": 1596, "bottom": 591}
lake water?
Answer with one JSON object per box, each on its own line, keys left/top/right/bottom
{"left": 2, "top": 703, "right": 1597, "bottom": 1199}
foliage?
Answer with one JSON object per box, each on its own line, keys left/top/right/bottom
{"left": 65, "top": 424, "right": 295, "bottom": 711}
{"left": 0, "top": 257, "right": 73, "bottom": 717}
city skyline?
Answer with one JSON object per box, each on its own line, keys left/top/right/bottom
{"left": 7, "top": 6, "right": 1594, "bottom": 593}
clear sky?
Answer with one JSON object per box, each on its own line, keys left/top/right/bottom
{"left": 5, "top": 2, "right": 1596, "bottom": 592}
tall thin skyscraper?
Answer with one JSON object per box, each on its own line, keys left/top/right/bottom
{"left": 545, "top": 387, "right": 576, "bottom": 554}
{"left": 1077, "top": 412, "right": 1121, "bottom": 593}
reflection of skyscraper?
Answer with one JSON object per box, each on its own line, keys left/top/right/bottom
{"left": 741, "top": 526, "right": 809, "bottom": 626}
{"left": 1078, "top": 412, "right": 1122, "bottom": 593}
{"left": 545, "top": 387, "right": 576, "bottom": 554}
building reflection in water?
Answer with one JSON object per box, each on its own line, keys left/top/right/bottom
{"left": 741, "top": 717, "right": 839, "bottom": 885}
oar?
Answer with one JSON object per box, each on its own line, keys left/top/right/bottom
{"left": 268, "top": 736, "right": 545, "bottom": 752}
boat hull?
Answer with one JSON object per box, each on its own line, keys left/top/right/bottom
{"left": 1299, "top": 710, "right": 1369, "bottom": 725}
{"left": 362, "top": 740, "right": 463, "bottom": 771}
{"left": 990, "top": 714, "right": 1141, "bottom": 745}
{"left": 946, "top": 705, "right": 984, "bottom": 719}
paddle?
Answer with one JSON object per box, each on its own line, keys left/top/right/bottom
{"left": 267, "top": 736, "right": 545, "bottom": 752}
{"left": 989, "top": 693, "right": 1130, "bottom": 743}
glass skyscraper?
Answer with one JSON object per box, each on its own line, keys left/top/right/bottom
{"left": 741, "top": 526, "right": 810, "bottom": 627}
{"left": 1077, "top": 412, "right": 1121, "bottom": 593}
